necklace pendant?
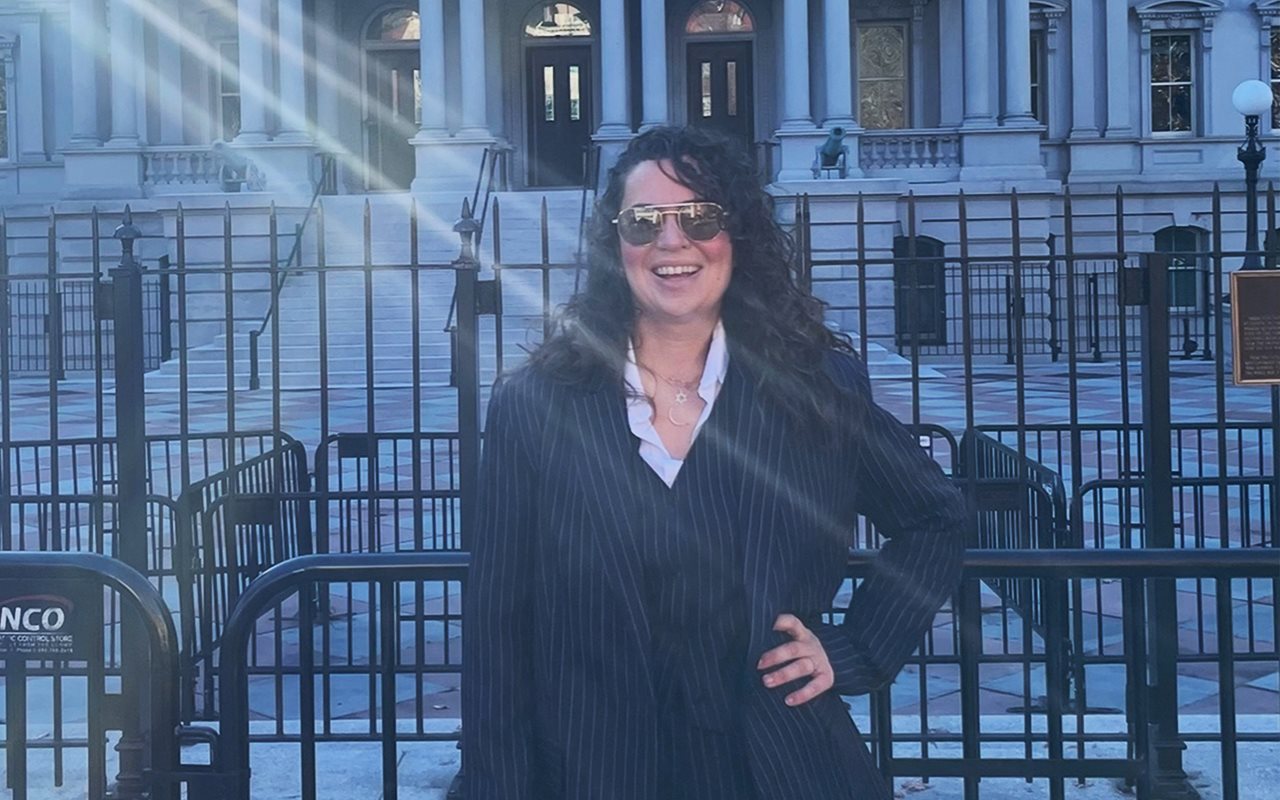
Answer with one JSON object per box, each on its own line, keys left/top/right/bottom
{"left": 673, "top": 388, "right": 688, "bottom": 404}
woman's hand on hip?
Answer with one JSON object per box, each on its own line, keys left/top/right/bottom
{"left": 756, "top": 613, "right": 834, "bottom": 707}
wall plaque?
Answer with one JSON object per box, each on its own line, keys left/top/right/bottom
{"left": 1231, "top": 270, "right": 1280, "bottom": 385}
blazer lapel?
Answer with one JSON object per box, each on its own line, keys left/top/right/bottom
{"left": 563, "top": 386, "right": 656, "bottom": 688}
{"left": 698, "top": 353, "right": 788, "bottom": 660}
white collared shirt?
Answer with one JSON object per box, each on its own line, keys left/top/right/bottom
{"left": 623, "top": 322, "right": 730, "bottom": 488}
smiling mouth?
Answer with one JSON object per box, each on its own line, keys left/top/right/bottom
{"left": 653, "top": 265, "right": 701, "bottom": 278}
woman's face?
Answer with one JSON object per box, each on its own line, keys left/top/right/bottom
{"left": 617, "top": 159, "right": 733, "bottom": 329}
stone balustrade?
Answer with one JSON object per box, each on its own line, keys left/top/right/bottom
{"left": 859, "top": 129, "right": 961, "bottom": 174}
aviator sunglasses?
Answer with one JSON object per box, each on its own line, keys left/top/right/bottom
{"left": 612, "top": 202, "right": 728, "bottom": 246}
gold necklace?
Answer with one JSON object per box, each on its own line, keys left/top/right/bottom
{"left": 640, "top": 365, "right": 701, "bottom": 427}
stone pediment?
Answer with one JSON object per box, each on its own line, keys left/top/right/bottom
{"left": 1255, "top": 1, "right": 1280, "bottom": 23}
{"left": 1134, "top": 0, "right": 1223, "bottom": 30}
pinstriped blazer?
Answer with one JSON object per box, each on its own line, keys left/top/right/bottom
{"left": 462, "top": 345, "right": 966, "bottom": 799}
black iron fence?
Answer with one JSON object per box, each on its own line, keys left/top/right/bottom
{"left": 3, "top": 276, "right": 166, "bottom": 375}
{"left": 793, "top": 190, "right": 1231, "bottom": 361}
{"left": 0, "top": 188, "right": 1276, "bottom": 799}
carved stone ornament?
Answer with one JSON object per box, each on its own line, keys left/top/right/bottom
{"left": 1134, "top": 0, "right": 1223, "bottom": 32}
{"left": 1031, "top": 0, "right": 1067, "bottom": 50}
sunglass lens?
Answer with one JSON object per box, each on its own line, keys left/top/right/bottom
{"left": 618, "top": 211, "right": 661, "bottom": 245}
{"left": 680, "top": 205, "right": 724, "bottom": 241}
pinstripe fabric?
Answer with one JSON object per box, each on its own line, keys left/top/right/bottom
{"left": 462, "top": 345, "right": 966, "bottom": 799}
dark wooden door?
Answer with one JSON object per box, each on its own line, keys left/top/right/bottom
{"left": 365, "top": 49, "right": 419, "bottom": 191}
{"left": 527, "top": 46, "right": 592, "bottom": 187}
{"left": 687, "top": 41, "right": 753, "bottom": 151}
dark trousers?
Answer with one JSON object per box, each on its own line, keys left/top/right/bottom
{"left": 656, "top": 706, "right": 759, "bottom": 800}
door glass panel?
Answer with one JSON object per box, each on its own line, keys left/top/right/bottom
{"left": 544, "top": 65, "right": 556, "bottom": 121}
{"left": 391, "top": 68, "right": 401, "bottom": 114}
{"left": 727, "top": 61, "right": 738, "bottom": 117}
{"left": 569, "top": 65, "right": 581, "bottom": 120}
{"left": 701, "top": 62, "right": 712, "bottom": 117}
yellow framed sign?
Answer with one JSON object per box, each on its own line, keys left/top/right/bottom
{"left": 1230, "top": 269, "right": 1280, "bottom": 385}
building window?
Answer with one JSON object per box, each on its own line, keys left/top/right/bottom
{"left": 1271, "top": 29, "right": 1280, "bottom": 129}
{"left": 525, "top": 3, "right": 591, "bottom": 38}
{"left": 1149, "top": 33, "right": 1193, "bottom": 133}
{"left": 217, "top": 42, "right": 241, "bottom": 140}
{"left": 686, "top": 1, "right": 754, "bottom": 34}
{"left": 858, "top": 23, "right": 908, "bottom": 130}
{"left": 1030, "top": 31, "right": 1047, "bottom": 126}
{"left": 368, "top": 8, "right": 421, "bottom": 41}
{"left": 1154, "top": 226, "right": 1204, "bottom": 309}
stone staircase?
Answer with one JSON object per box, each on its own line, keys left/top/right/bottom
{"left": 94, "top": 188, "right": 952, "bottom": 393}
{"left": 140, "top": 191, "right": 586, "bottom": 393}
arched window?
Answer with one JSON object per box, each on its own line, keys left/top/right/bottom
{"left": 686, "top": 1, "right": 755, "bottom": 34}
{"left": 524, "top": 3, "right": 591, "bottom": 38}
{"left": 366, "top": 8, "right": 421, "bottom": 42}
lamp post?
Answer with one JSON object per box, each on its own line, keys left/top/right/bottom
{"left": 1232, "top": 79, "right": 1274, "bottom": 268}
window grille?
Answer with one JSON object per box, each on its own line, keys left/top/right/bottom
{"left": 1150, "top": 33, "right": 1193, "bottom": 133}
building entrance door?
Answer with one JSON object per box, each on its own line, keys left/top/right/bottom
{"left": 526, "top": 45, "right": 592, "bottom": 187}
{"left": 686, "top": 41, "right": 753, "bottom": 151}
{"left": 365, "top": 49, "right": 419, "bottom": 191}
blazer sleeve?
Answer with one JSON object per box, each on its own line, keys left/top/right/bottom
{"left": 811, "top": 354, "right": 966, "bottom": 696}
{"left": 462, "top": 375, "right": 540, "bottom": 798}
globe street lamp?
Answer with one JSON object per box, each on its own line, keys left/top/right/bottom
{"left": 1232, "top": 79, "right": 1274, "bottom": 268}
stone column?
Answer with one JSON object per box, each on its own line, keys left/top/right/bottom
{"left": 107, "top": 0, "right": 140, "bottom": 145}
{"left": 641, "top": 0, "right": 668, "bottom": 128}
{"left": 782, "top": 0, "right": 812, "bottom": 128}
{"left": 275, "top": 0, "right": 310, "bottom": 141}
{"left": 962, "top": 0, "right": 994, "bottom": 127}
{"left": 823, "top": 0, "right": 855, "bottom": 129}
{"left": 1105, "top": 0, "right": 1132, "bottom": 135}
{"left": 1002, "top": 0, "right": 1034, "bottom": 124}
{"left": 235, "top": 0, "right": 270, "bottom": 142}
{"left": 418, "top": 0, "right": 447, "bottom": 133}
{"left": 1069, "top": 0, "right": 1098, "bottom": 136}
{"left": 69, "top": 0, "right": 99, "bottom": 145}
{"left": 156, "top": 1, "right": 185, "bottom": 145}
{"left": 314, "top": 0, "right": 342, "bottom": 147}
{"left": 458, "top": 0, "right": 490, "bottom": 136}
{"left": 598, "top": 0, "right": 629, "bottom": 134}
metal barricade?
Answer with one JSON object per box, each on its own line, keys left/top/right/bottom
{"left": 0, "top": 552, "right": 185, "bottom": 800}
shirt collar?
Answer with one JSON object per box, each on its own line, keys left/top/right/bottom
{"left": 624, "top": 320, "right": 729, "bottom": 402}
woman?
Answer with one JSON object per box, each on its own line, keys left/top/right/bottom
{"left": 463, "top": 126, "right": 965, "bottom": 799}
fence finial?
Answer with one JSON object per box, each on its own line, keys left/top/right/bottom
{"left": 454, "top": 197, "right": 480, "bottom": 263}
{"left": 114, "top": 205, "right": 142, "bottom": 268}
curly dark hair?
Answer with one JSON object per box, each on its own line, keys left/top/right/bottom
{"left": 528, "top": 125, "right": 853, "bottom": 434}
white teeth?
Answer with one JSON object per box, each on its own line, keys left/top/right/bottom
{"left": 654, "top": 265, "right": 699, "bottom": 276}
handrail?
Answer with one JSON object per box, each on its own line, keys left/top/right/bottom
{"left": 444, "top": 145, "right": 511, "bottom": 336}
{"left": 247, "top": 152, "right": 336, "bottom": 390}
